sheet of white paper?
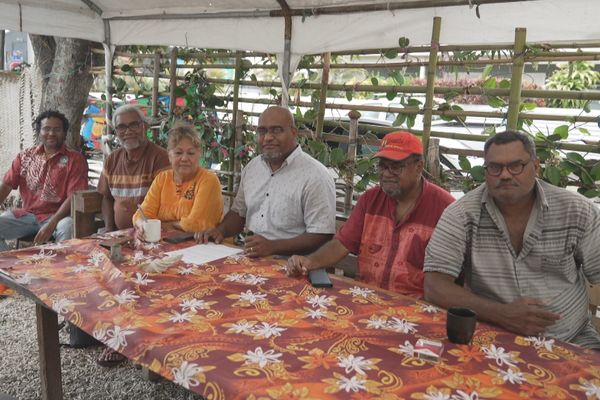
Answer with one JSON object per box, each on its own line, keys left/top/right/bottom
{"left": 165, "top": 243, "right": 242, "bottom": 265}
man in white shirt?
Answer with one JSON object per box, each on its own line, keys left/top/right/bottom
{"left": 196, "top": 106, "right": 336, "bottom": 257}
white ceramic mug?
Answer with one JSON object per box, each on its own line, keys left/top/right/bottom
{"left": 143, "top": 219, "right": 161, "bottom": 242}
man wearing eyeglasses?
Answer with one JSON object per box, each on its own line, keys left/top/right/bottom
{"left": 0, "top": 110, "right": 88, "bottom": 251}
{"left": 97, "top": 104, "right": 170, "bottom": 232}
{"left": 196, "top": 106, "right": 336, "bottom": 257}
{"left": 424, "top": 130, "right": 600, "bottom": 349}
{"left": 286, "top": 131, "right": 454, "bottom": 298}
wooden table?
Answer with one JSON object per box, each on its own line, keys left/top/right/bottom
{"left": 1, "top": 234, "right": 600, "bottom": 399}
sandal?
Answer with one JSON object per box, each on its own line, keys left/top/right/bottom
{"left": 97, "top": 346, "right": 126, "bottom": 367}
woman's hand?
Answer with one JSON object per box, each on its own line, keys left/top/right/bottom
{"left": 134, "top": 219, "right": 145, "bottom": 241}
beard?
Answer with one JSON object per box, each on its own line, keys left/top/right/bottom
{"left": 261, "top": 150, "right": 283, "bottom": 161}
{"left": 118, "top": 137, "right": 142, "bottom": 151}
{"left": 381, "top": 185, "right": 403, "bottom": 198}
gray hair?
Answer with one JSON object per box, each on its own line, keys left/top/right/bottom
{"left": 112, "top": 104, "right": 146, "bottom": 128}
{"left": 484, "top": 130, "right": 537, "bottom": 160}
{"left": 167, "top": 123, "right": 202, "bottom": 151}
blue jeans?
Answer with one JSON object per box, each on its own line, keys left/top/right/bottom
{"left": 0, "top": 210, "right": 73, "bottom": 252}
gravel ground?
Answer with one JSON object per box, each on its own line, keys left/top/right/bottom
{"left": 0, "top": 295, "right": 204, "bottom": 400}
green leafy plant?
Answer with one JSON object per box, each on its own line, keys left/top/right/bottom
{"left": 545, "top": 61, "right": 600, "bottom": 108}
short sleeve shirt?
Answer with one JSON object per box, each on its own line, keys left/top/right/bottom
{"left": 231, "top": 145, "right": 336, "bottom": 240}
{"left": 424, "top": 179, "right": 600, "bottom": 344}
{"left": 96, "top": 141, "right": 170, "bottom": 230}
{"left": 3, "top": 144, "right": 88, "bottom": 222}
{"left": 336, "top": 179, "right": 454, "bottom": 297}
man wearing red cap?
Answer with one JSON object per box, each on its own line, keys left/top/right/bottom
{"left": 286, "top": 131, "right": 454, "bottom": 298}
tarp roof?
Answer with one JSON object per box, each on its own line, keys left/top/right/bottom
{"left": 1, "top": 0, "right": 600, "bottom": 56}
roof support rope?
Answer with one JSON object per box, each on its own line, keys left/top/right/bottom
{"left": 277, "top": 0, "right": 292, "bottom": 108}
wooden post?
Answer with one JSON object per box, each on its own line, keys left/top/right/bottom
{"left": 277, "top": 0, "right": 293, "bottom": 106}
{"left": 36, "top": 304, "right": 63, "bottom": 400}
{"left": 422, "top": 16, "right": 442, "bottom": 161}
{"left": 344, "top": 110, "right": 360, "bottom": 215}
{"left": 426, "top": 138, "right": 441, "bottom": 182}
{"left": 507, "top": 28, "right": 527, "bottom": 130}
{"left": 233, "top": 110, "right": 245, "bottom": 191}
{"left": 71, "top": 190, "right": 103, "bottom": 239}
{"left": 0, "top": 30, "right": 5, "bottom": 70}
{"left": 102, "top": 43, "right": 114, "bottom": 157}
{"left": 168, "top": 47, "right": 178, "bottom": 120}
{"left": 315, "top": 52, "right": 331, "bottom": 140}
{"left": 151, "top": 51, "right": 161, "bottom": 142}
{"left": 229, "top": 51, "right": 243, "bottom": 194}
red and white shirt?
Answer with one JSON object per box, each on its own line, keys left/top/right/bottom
{"left": 3, "top": 144, "right": 88, "bottom": 222}
{"left": 336, "top": 179, "right": 454, "bottom": 298}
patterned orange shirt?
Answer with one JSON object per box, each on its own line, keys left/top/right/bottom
{"left": 133, "top": 168, "right": 223, "bottom": 232}
{"left": 3, "top": 144, "right": 88, "bottom": 222}
{"left": 336, "top": 179, "right": 454, "bottom": 298}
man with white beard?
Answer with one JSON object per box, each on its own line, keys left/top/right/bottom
{"left": 95, "top": 105, "right": 170, "bottom": 365}
{"left": 97, "top": 105, "right": 170, "bottom": 231}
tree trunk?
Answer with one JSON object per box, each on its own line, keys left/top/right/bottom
{"left": 30, "top": 36, "right": 94, "bottom": 150}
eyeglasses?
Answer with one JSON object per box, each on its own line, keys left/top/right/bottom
{"left": 483, "top": 159, "right": 531, "bottom": 177}
{"left": 256, "top": 125, "right": 288, "bottom": 136}
{"left": 41, "top": 126, "right": 64, "bottom": 134}
{"left": 115, "top": 120, "right": 143, "bottom": 134}
{"left": 377, "top": 159, "right": 415, "bottom": 175}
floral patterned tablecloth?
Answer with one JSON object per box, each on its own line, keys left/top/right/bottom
{"left": 0, "top": 232, "right": 599, "bottom": 400}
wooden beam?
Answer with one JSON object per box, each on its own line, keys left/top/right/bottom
{"left": 344, "top": 110, "right": 360, "bottom": 215}
{"left": 422, "top": 16, "right": 442, "bottom": 162}
{"left": 315, "top": 52, "right": 331, "bottom": 140}
{"left": 151, "top": 50, "right": 161, "bottom": 120}
{"left": 168, "top": 47, "right": 178, "bottom": 119}
{"left": 36, "top": 304, "right": 63, "bottom": 400}
{"left": 507, "top": 27, "right": 527, "bottom": 130}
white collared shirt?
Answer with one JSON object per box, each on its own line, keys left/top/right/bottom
{"left": 231, "top": 145, "right": 336, "bottom": 240}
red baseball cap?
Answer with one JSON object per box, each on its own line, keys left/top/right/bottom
{"left": 373, "top": 131, "right": 423, "bottom": 161}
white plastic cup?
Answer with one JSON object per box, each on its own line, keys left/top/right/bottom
{"left": 143, "top": 219, "right": 161, "bottom": 242}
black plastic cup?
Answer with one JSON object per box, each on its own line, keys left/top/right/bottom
{"left": 447, "top": 307, "right": 477, "bottom": 344}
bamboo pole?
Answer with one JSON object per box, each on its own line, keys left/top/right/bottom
{"left": 304, "top": 53, "right": 600, "bottom": 69}
{"left": 103, "top": 51, "right": 600, "bottom": 73}
{"left": 0, "top": 30, "right": 4, "bottom": 70}
{"left": 205, "top": 78, "right": 600, "bottom": 100}
{"left": 422, "top": 16, "right": 442, "bottom": 161}
{"left": 168, "top": 47, "right": 178, "bottom": 120}
{"left": 345, "top": 111, "right": 361, "bottom": 214}
{"left": 229, "top": 51, "right": 243, "bottom": 194}
{"left": 233, "top": 110, "right": 245, "bottom": 193}
{"left": 315, "top": 52, "right": 331, "bottom": 140}
{"left": 99, "top": 70, "right": 600, "bottom": 102}
{"left": 277, "top": 0, "right": 293, "bottom": 106}
{"left": 151, "top": 51, "right": 161, "bottom": 119}
{"left": 427, "top": 138, "right": 441, "bottom": 182}
{"left": 507, "top": 28, "right": 527, "bottom": 130}
{"left": 317, "top": 122, "right": 600, "bottom": 154}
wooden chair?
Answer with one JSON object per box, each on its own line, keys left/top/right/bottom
{"left": 71, "top": 190, "right": 103, "bottom": 239}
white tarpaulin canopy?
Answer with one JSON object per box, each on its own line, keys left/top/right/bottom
{"left": 1, "top": 0, "right": 600, "bottom": 55}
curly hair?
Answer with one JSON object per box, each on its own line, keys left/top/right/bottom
{"left": 33, "top": 110, "right": 70, "bottom": 134}
{"left": 167, "top": 123, "right": 202, "bottom": 151}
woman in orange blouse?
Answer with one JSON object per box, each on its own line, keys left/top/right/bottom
{"left": 133, "top": 123, "right": 223, "bottom": 238}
